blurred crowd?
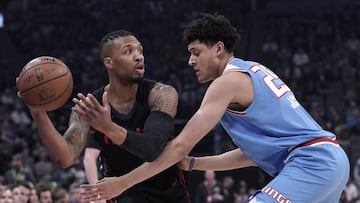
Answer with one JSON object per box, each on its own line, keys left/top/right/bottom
{"left": 0, "top": 0, "right": 360, "bottom": 202}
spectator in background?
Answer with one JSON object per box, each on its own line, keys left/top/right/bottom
{"left": 194, "top": 170, "right": 225, "bottom": 203}
{"left": 221, "top": 176, "right": 235, "bottom": 203}
{"left": 234, "top": 180, "right": 249, "bottom": 203}
{"left": 52, "top": 187, "right": 70, "bottom": 203}
{"left": 3, "top": 154, "right": 35, "bottom": 185}
{"left": 68, "top": 183, "right": 84, "bottom": 203}
{"left": 10, "top": 183, "right": 22, "bottom": 203}
{"left": 29, "top": 186, "right": 39, "bottom": 203}
{"left": 354, "top": 157, "right": 360, "bottom": 189}
{"left": 344, "top": 178, "right": 358, "bottom": 203}
{"left": 9, "top": 102, "right": 31, "bottom": 129}
{"left": 292, "top": 48, "right": 310, "bottom": 67}
{"left": 36, "top": 182, "right": 53, "bottom": 203}
{"left": 16, "top": 181, "right": 31, "bottom": 203}
{"left": 34, "top": 151, "right": 55, "bottom": 182}
{"left": 0, "top": 185, "right": 13, "bottom": 203}
{"left": 0, "top": 120, "right": 16, "bottom": 144}
{"left": 1, "top": 88, "right": 15, "bottom": 108}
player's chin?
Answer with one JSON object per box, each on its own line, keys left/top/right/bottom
{"left": 128, "top": 76, "right": 144, "bottom": 84}
{"left": 197, "top": 76, "right": 210, "bottom": 83}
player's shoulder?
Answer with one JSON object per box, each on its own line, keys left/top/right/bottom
{"left": 218, "top": 70, "right": 251, "bottom": 85}
{"left": 148, "top": 81, "right": 178, "bottom": 99}
{"left": 153, "top": 81, "right": 175, "bottom": 90}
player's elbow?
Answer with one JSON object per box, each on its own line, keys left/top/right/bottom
{"left": 172, "top": 139, "right": 190, "bottom": 158}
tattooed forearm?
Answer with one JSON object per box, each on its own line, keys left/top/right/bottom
{"left": 65, "top": 111, "right": 90, "bottom": 162}
{"left": 149, "top": 83, "right": 178, "bottom": 117}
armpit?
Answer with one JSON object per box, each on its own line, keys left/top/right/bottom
{"left": 148, "top": 83, "right": 178, "bottom": 118}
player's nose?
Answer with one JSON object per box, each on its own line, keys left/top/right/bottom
{"left": 188, "top": 57, "right": 196, "bottom": 67}
{"left": 135, "top": 51, "right": 144, "bottom": 62}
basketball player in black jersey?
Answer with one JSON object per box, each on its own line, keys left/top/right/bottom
{"left": 18, "top": 30, "right": 190, "bottom": 203}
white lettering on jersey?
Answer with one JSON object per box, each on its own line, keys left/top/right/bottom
{"left": 250, "top": 64, "right": 291, "bottom": 98}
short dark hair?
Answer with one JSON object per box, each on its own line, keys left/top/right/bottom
{"left": 35, "top": 182, "right": 52, "bottom": 199}
{"left": 99, "top": 30, "right": 135, "bottom": 58}
{"left": 183, "top": 13, "right": 240, "bottom": 53}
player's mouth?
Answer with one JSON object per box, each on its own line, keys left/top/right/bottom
{"left": 135, "top": 63, "right": 145, "bottom": 75}
{"left": 194, "top": 69, "right": 200, "bottom": 76}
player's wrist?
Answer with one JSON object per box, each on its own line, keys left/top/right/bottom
{"left": 188, "top": 156, "right": 195, "bottom": 171}
{"left": 105, "top": 123, "right": 126, "bottom": 145}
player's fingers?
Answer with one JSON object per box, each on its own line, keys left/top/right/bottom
{"left": 76, "top": 93, "right": 86, "bottom": 100}
{"left": 87, "top": 93, "right": 102, "bottom": 109}
{"left": 80, "top": 184, "right": 97, "bottom": 191}
{"left": 72, "top": 99, "right": 96, "bottom": 120}
{"left": 71, "top": 105, "right": 91, "bottom": 120}
{"left": 72, "top": 98, "right": 89, "bottom": 111}
{"left": 80, "top": 186, "right": 102, "bottom": 200}
{"left": 78, "top": 94, "right": 95, "bottom": 109}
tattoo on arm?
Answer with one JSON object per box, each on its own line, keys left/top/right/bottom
{"left": 64, "top": 111, "right": 90, "bottom": 162}
{"left": 149, "top": 83, "right": 178, "bottom": 118}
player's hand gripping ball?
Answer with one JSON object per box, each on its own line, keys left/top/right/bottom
{"left": 16, "top": 56, "right": 73, "bottom": 111}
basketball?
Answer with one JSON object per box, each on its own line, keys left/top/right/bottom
{"left": 16, "top": 56, "right": 73, "bottom": 112}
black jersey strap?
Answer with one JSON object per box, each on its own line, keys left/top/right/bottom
{"left": 122, "top": 111, "right": 174, "bottom": 162}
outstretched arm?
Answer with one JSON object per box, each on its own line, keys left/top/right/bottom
{"left": 177, "top": 149, "right": 257, "bottom": 171}
{"left": 80, "top": 72, "right": 253, "bottom": 201}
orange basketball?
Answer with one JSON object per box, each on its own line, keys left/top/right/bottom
{"left": 16, "top": 56, "right": 73, "bottom": 112}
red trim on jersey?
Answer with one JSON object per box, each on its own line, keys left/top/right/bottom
{"left": 301, "top": 137, "right": 338, "bottom": 147}
{"left": 226, "top": 108, "right": 247, "bottom": 115}
{"left": 289, "top": 137, "right": 338, "bottom": 153}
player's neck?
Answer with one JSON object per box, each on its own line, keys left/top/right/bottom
{"left": 106, "top": 82, "right": 138, "bottom": 104}
{"left": 218, "top": 54, "right": 235, "bottom": 76}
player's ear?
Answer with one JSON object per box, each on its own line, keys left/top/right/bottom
{"left": 215, "top": 41, "right": 225, "bottom": 56}
{"left": 103, "top": 57, "right": 112, "bottom": 69}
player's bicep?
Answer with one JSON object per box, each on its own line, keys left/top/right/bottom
{"left": 198, "top": 80, "right": 233, "bottom": 119}
{"left": 64, "top": 111, "right": 91, "bottom": 161}
{"left": 148, "top": 83, "right": 178, "bottom": 118}
{"left": 200, "top": 72, "right": 252, "bottom": 117}
{"left": 177, "top": 80, "right": 234, "bottom": 148}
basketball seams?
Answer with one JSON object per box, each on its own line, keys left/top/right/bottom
{"left": 17, "top": 56, "right": 73, "bottom": 111}
{"left": 20, "top": 62, "right": 68, "bottom": 77}
{"left": 20, "top": 68, "right": 70, "bottom": 93}
{"left": 22, "top": 73, "right": 73, "bottom": 106}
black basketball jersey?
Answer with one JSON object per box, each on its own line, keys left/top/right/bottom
{"left": 86, "top": 79, "right": 190, "bottom": 202}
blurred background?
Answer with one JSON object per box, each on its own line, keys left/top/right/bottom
{"left": 0, "top": 0, "right": 360, "bottom": 202}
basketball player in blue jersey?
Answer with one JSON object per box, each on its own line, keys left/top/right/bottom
{"left": 80, "top": 14, "right": 349, "bottom": 202}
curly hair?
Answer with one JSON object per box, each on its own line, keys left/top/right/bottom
{"left": 183, "top": 13, "right": 240, "bottom": 53}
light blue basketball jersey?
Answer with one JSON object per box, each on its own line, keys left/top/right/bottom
{"left": 220, "top": 58, "right": 335, "bottom": 176}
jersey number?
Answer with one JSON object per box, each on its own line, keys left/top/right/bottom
{"left": 250, "top": 65, "right": 290, "bottom": 98}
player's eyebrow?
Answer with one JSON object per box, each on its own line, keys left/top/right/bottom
{"left": 121, "top": 43, "right": 143, "bottom": 50}
{"left": 188, "top": 47, "right": 197, "bottom": 52}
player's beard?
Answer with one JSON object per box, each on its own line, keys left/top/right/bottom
{"left": 127, "top": 75, "right": 143, "bottom": 84}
